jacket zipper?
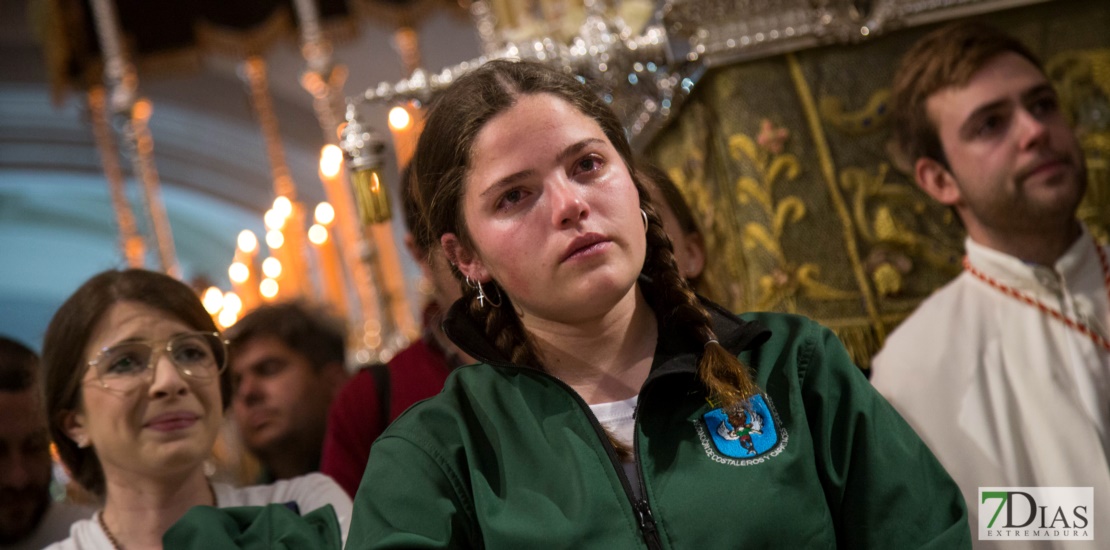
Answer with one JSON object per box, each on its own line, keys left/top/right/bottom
{"left": 631, "top": 457, "right": 662, "bottom": 548}
{"left": 632, "top": 385, "right": 663, "bottom": 550}
{"left": 532, "top": 372, "right": 664, "bottom": 549}
{"left": 633, "top": 499, "right": 661, "bottom": 550}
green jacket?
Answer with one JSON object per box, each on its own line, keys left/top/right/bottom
{"left": 166, "top": 504, "right": 342, "bottom": 549}
{"left": 347, "top": 302, "right": 970, "bottom": 549}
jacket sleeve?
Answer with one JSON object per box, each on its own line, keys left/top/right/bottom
{"left": 164, "top": 502, "right": 343, "bottom": 550}
{"left": 321, "top": 371, "right": 382, "bottom": 498}
{"left": 798, "top": 321, "right": 971, "bottom": 548}
{"left": 345, "top": 435, "right": 478, "bottom": 549}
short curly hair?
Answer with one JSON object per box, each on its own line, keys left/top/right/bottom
{"left": 225, "top": 300, "right": 346, "bottom": 373}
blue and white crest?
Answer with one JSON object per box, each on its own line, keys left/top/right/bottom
{"left": 702, "top": 394, "right": 781, "bottom": 460}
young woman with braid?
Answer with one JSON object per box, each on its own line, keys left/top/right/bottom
{"left": 346, "top": 60, "right": 970, "bottom": 549}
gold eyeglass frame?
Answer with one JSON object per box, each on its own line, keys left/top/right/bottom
{"left": 85, "top": 331, "right": 229, "bottom": 389}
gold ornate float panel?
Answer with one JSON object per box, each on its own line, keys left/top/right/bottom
{"left": 647, "top": 1, "right": 1110, "bottom": 368}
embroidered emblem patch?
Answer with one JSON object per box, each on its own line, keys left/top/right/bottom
{"left": 699, "top": 394, "right": 784, "bottom": 462}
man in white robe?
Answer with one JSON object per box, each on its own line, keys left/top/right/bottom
{"left": 872, "top": 21, "right": 1108, "bottom": 549}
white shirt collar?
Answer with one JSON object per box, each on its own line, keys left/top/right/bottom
{"left": 965, "top": 224, "right": 1095, "bottom": 291}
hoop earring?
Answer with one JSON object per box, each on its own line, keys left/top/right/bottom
{"left": 476, "top": 280, "right": 503, "bottom": 308}
{"left": 641, "top": 209, "right": 649, "bottom": 233}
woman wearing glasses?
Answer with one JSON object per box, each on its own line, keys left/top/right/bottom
{"left": 41, "top": 269, "right": 351, "bottom": 549}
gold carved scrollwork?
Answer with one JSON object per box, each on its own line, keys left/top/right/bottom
{"left": 814, "top": 81, "right": 963, "bottom": 302}
{"left": 819, "top": 89, "right": 892, "bottom": 135}
{"left": 1047, "top": 48, "right": 1110, "bottom": 245}
{"left": 656, "top": 106, "right": 749, "bottom": 310}
{"left": 839, "top": 163, "right": 961, "bottom": 297}
{"left": 647, "top": 5, "right": 1108, "bottom": 373}
{"left": 731, "top": 121, "right": 857, "bottom": 312}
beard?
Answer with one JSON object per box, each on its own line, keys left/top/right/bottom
{"left": 960, "top": 159, "right": 1088, "bottom": 238}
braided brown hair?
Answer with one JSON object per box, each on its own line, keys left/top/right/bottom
{"left": 412, "top": 60, "right": 758, "bottom": 411}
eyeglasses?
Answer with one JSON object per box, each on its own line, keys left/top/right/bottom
{"left": 86, "top": 331, "right": 228, "bottom": 390}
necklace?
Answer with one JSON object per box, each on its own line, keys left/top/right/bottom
{"left": 97, "top": 482, "right": 218, "bottom": 550}
{"left": 962, "top": 237, "right": 1110, "bottom": 353}
{"left": 97, "top": 510, "right": 123, "bottom": 550}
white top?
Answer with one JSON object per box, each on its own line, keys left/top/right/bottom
{"left": 872, "top": 229, "right": 1110, "bottom": 549}
{"left": 590, "top": 395, "right": 638, "bottom": 449}
{"left": 7, "top": 501, "right": 95, "bottom": 550}
{"left": 590, "top": 395, "right": 640, "bottom": 499}
{"left": 44, "top": 473, "right": 352, "bottom": 550}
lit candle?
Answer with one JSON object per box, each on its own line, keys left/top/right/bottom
{"left": 269, "top": 198, "right": 311, "bottom": 300}
{"left": 230, "top": 230, "right": 262, "bottom": 312}
{"left": 387, "top": 103, "right": 423, "bottom": 170}
{"left": 281, "top": 200, "right": 313, "bottom": 300}
{"left": 259, "top": 278, "right": 279, "bottom": 301}
{"left": 202, "top": 286, "right": 225, "bottom": 315}
{"left": 311, "top": 202, "right": 347, "bottom": 317}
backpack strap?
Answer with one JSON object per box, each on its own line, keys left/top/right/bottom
{"left": 366, "top": 362, "right": 391, "bottom": 431}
